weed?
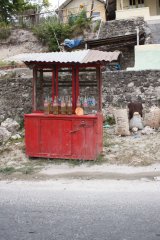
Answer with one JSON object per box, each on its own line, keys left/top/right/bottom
{"left": 0, "top": 23, "right": 11, "bottom": 40}
{"left": 18, "top": 166, "right": 34, "bottom": 175}
{"left": 105, "top": 116, "right": 116, "bottom": 125}
{"left": 87, "top": 154, "right": 106, "bottom": 166}
{"left": 0, "top": 166, "right": 16, "bottom": 175}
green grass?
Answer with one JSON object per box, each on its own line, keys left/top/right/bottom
{"left": 0, "top": 166, "right": 16, "bottom": 175}
{"left": 0, "top": 60, "right": 17, "bottom": 68}
{"left": 17, "top": 166, "right": 35, "bottom": 175}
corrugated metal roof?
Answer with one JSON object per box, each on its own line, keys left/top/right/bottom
{"left": 86, "top": 32, "right": 145, "bottom": 49}
{"left": 10, "top": 50, "right": 121, "bottom": 64}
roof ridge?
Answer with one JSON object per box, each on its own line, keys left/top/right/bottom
{"left": 58, "top": 0, "right": 105, "bottom": 10}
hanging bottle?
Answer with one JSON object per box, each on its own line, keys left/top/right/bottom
{"left": 61, "top": 96, "right": 66, "bottom": 114}
{"left": 67, "top": 96, "right": 72, "bottom": 115}
{"left": 53, "top": 96, "right": 58, "bottom": 115}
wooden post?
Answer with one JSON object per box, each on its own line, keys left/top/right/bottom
{"left": 96, "top": 66, "right": 102, "bottom": 112}
{"left": 52, "top": 66, "right": 57, "bottom": 99}
{"left": 56, "top": 66, "right": 59, "bottom": 97}
{"left": 75, "top": 66, "right": 79, "bottom": 103}
{"left": 39, "top": 69, "right": 43, "bottom": 110}
{"left": 72, "top": 66, "right": 76, "bottom": 111}
{"left": 32, "top": 67, "right": 37, "bottom": 112}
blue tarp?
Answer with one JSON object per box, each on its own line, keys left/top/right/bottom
{"left": 64, "top": 39, "right": 83, "bottom": 48}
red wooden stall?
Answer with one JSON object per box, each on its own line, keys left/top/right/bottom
{"left": 22, "top": 50, "right": 121, "bottom": 160}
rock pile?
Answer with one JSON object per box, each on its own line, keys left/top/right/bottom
{"left": 0, "top": 118, "right": 21, "bottom": 145}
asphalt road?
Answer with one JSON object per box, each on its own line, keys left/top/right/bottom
{"left": 0, "top": 180, "right": 160, "bottom": 240}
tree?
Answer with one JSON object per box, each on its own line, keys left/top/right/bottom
{"left": 0, "top": 0, "right": 37, "bottom": 23}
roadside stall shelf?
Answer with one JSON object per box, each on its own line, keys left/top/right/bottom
{"left": 22, "top": 50, "right": 121, "bottom": 160}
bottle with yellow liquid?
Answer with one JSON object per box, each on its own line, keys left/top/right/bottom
{"left": 53, "top": 96, "right": 59, "bottom": 115}
{"left": 61, "top": 96, "right": 66, "bottom": 115}
{"left": 67, "top": 96, "right": 72, "bottom": 115}
{"left": 44, "top": 97, "right": 49, "bottom": 115}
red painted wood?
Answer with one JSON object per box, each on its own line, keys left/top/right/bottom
{"left": 32, "top": 68, "right": 37, "bottom": 112}
{"left": 72, "top": 119, "right": 97, "bottom": 159}
{"left": 72, "top": 66, "right": 76, "bottom": 111}
{"left": 52, "top": 70, "right": 55, "bottom": 100}
{"left": 97, "top": 113, "right": 103, "bottom": 153}
{"left": 25, "top": 62, "right": 103, "bottom": 160}
{"left": 96, "top": 66, "right": 102, "bottom": 112}
{"left": 56, "top": 66, "right": 59, "bottom": 97}
{"left": 75, "top": 66, "right": 79, "bottom": 103}
{"left": 25, "top": 117, "right": 39, "bottom": 155}
{"left": 25, "top": 114, "right": 101, "bottom": 160}
{"left": 40, "top": 119, "right": 72, "bottom": 156}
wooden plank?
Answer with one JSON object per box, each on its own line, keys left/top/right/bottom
{"left": 96, "top": 66, "right": 102, "bottom": 112}
{"left": 32, "top": 67, "right": 37, "bottom": 112}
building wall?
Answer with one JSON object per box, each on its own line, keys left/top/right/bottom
{"left": 116, "top": 0, "right": 159, "bottom": 19}
{"left": 61, "top": 0, "right": 106, "bottom": 22}
{"left": 127, "top": 44, "right": 160, "bottom": 70}
{"left": 146, "top": 0, "right": 157, "bottom": 16}
{"left": 116, "top": 7, "right": 150, "bottom": 20}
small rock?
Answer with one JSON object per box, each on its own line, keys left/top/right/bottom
{"left": 0, "top": 70, "right": 7, "bottom": 77}
{"left": 154, "top": 176, "right": 160, "bottom": 181}
{"left": 1, "top": 118, "right": 20, "bottom": 134}
{"left": 0, "top": 127, "right": 11, "bottom": 143}
{"left": 11, "top": 134, "right": 21, "bottom": 140}
{"left": 128, "top": 82, "right": 134, "bottom": 88}
{"left": 141, "top": 126, "right": 155, "bottom": 135}
{"left": 132, "top": 127, "right": 138, "bottom": 132}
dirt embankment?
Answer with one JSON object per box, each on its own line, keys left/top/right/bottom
{"left": 0, "top": 28, "right": 48, "bottom": 61}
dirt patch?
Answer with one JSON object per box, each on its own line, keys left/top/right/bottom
{"left": 103, "top": 127, "right": 160, "bottom": 166}
{"left": 0, "top": 29, "right": 48, "bottom": 61}
{"left": 0, "top": 126, "right": 160, "bottom": 180}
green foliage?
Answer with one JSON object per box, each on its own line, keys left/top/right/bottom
{"left": 0, "top": 0, "right": 40, "bottom": 24}
{"left": 33, "top": 16, "right": 72, "bottom": 51}
{"left": 0, "top": 166, "right": 15, "bottom": 175}
{"left": 105, "top": 116, "right": 116, "bottom": 125}
{"left": 33, "top": 10, "right": 91, "bottom": 51}
{"left": 93, "top": 20, "right": 101, "bottom": 33}
{"left": 69, "top": 10, "right": 91, "bottom": 35}
{"left": 0, "top": 22, "right": 11, "bottom": 40}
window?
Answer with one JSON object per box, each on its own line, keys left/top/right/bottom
{"left": 129, "top": 0, "right": 144, "bottom": 7}
{"left": 92, "top": 12, "right": 100, "bottom": 17}
{"left": 130, "top": 0, "right": 136, "bottom": 5}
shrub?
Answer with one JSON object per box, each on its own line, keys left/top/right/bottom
{"left": 33, "top": 17, "right": 72, "bottom": 51}
{"left": 0, "top": 22, "right": 11, "bottom": 40}
{"left": 33, "top": 10, "right": 91, "bottom": 51}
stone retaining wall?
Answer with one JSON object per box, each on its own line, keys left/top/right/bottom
{"left": 0, "top": 77, "right": 32, "bottom": 123}
{"left": 102, "top": 70, "right": 160, "bottom": 114}
{"left": 0, "top": 69, "right": 160, "bottom": 122}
